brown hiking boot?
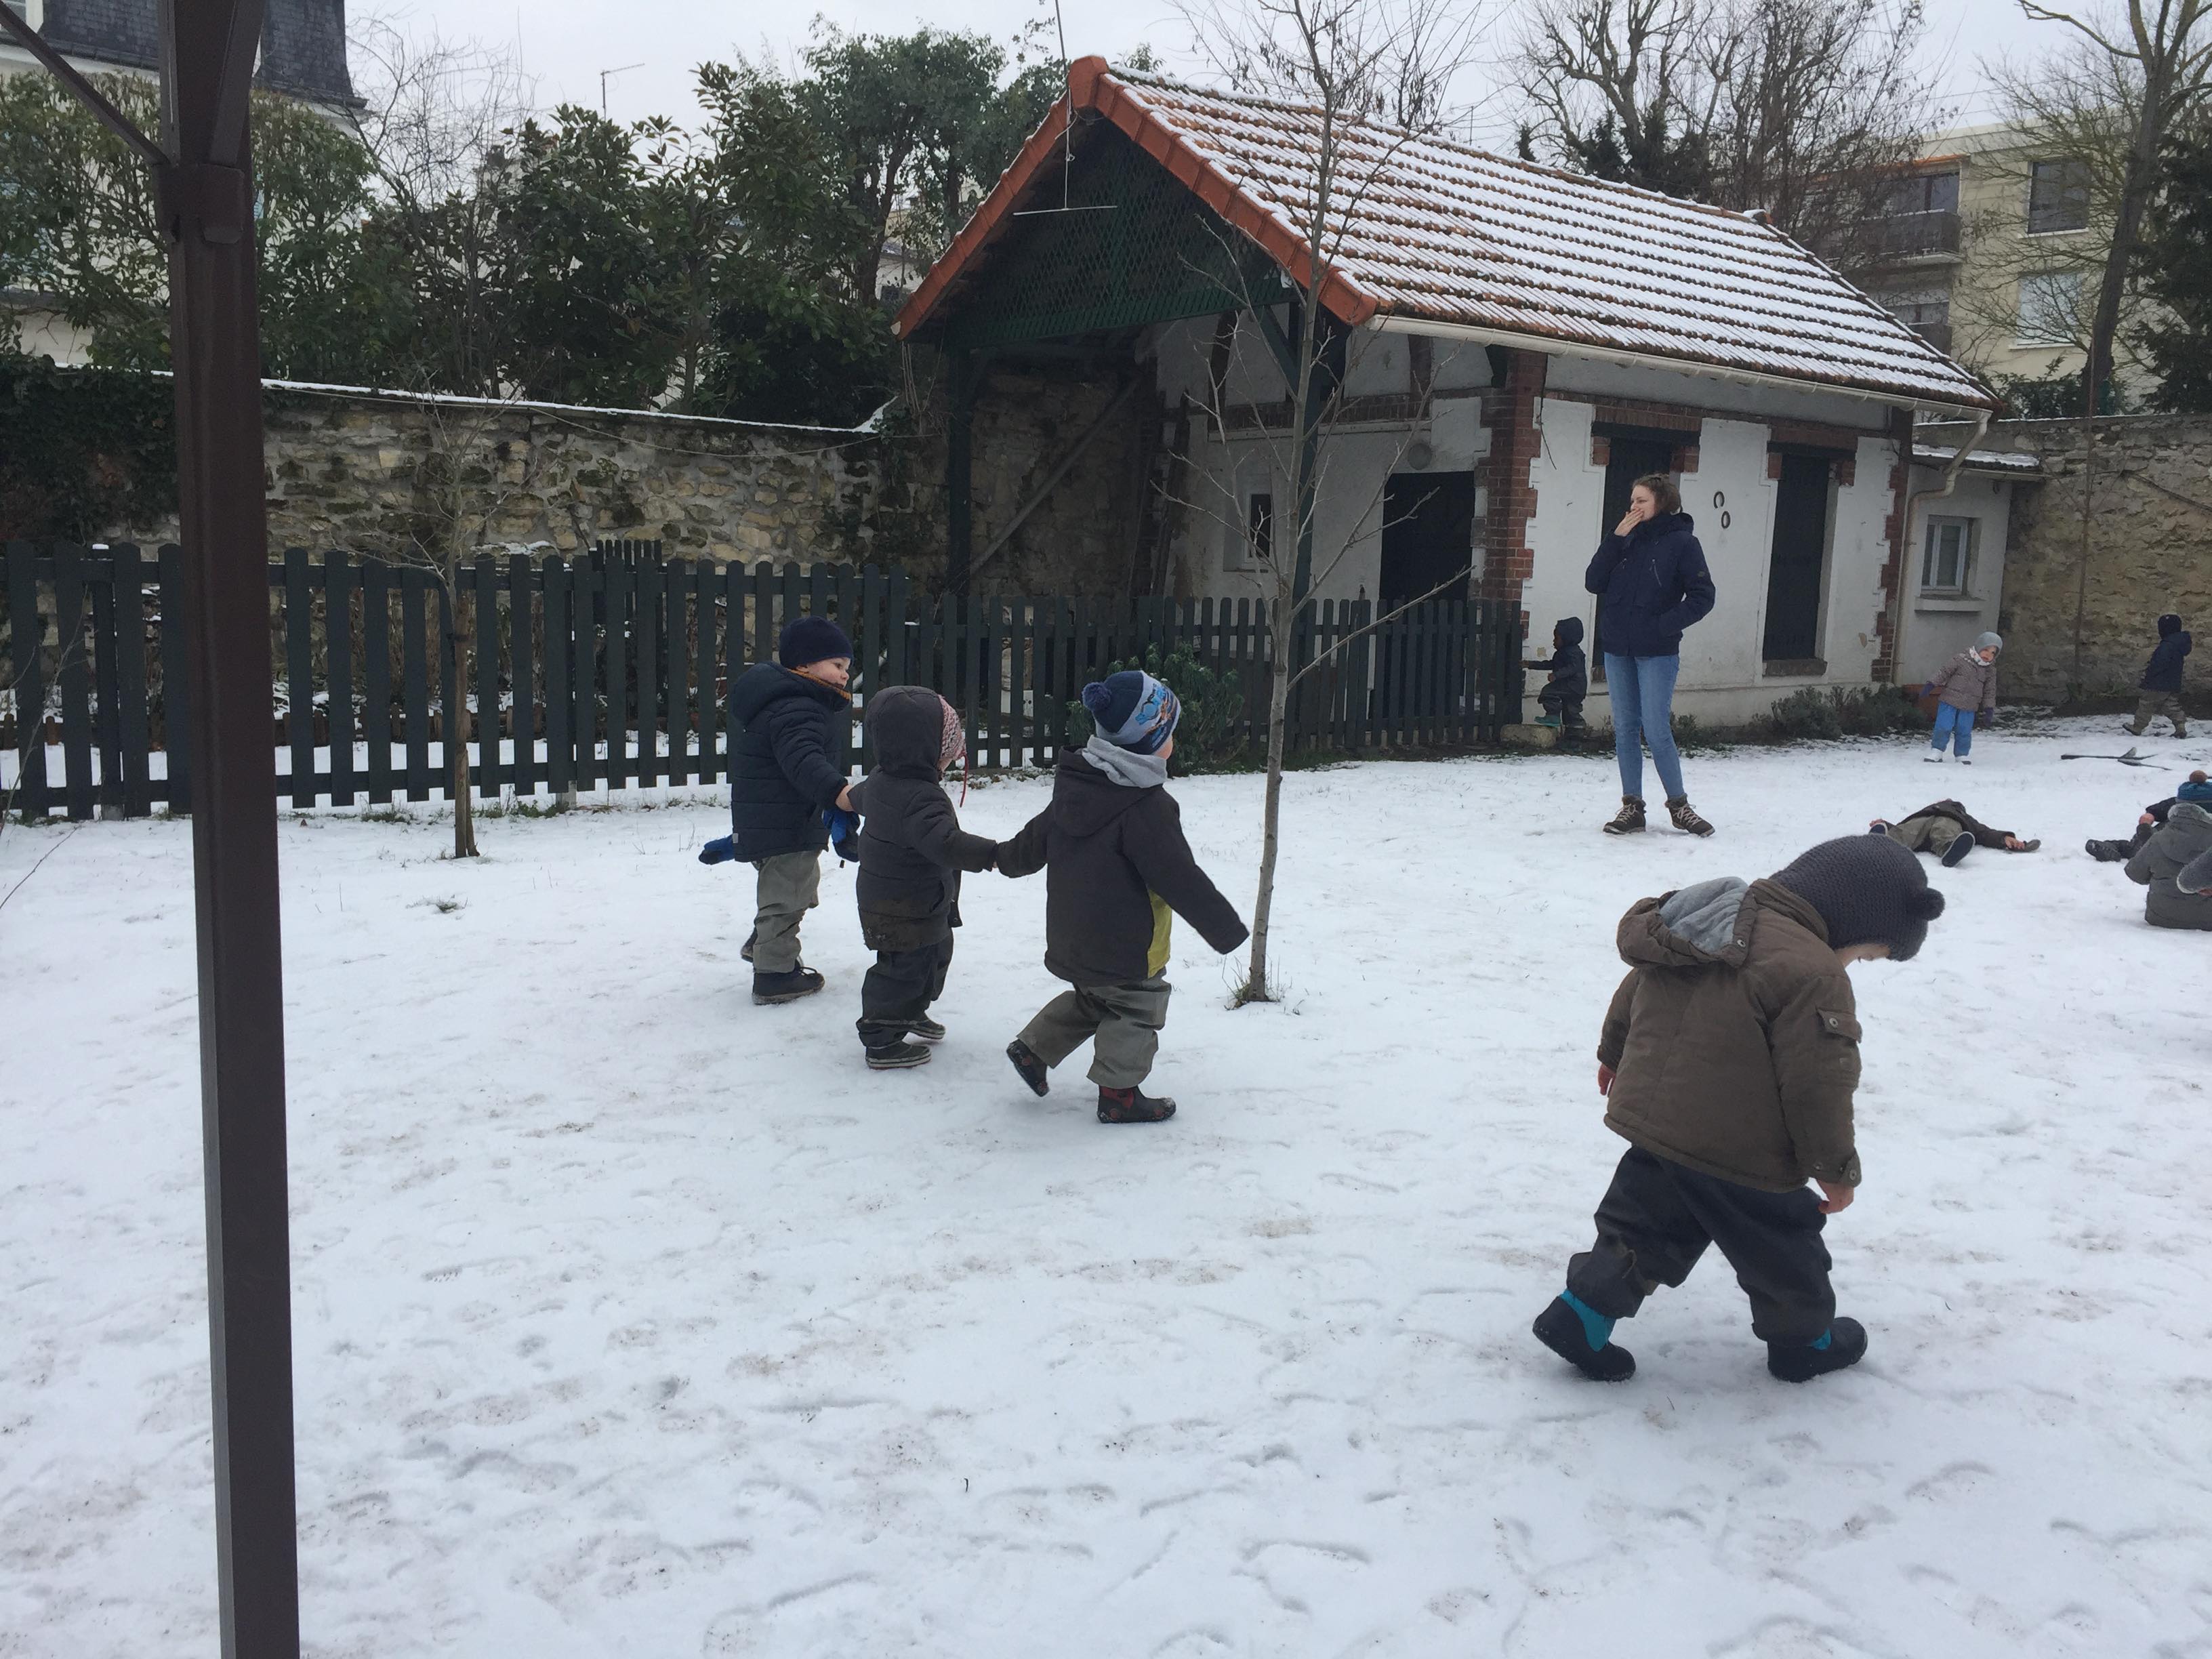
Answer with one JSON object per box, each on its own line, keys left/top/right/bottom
{"left": 1098, "top": 1085, "right": 1176, "bottom": 1124}
{"left": 1666, "top": 796, "right": 1715, "bottom": 838}
{"left": 1602, "top": 796, "right": 1646, "bottom": 835}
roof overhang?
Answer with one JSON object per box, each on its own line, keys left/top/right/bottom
{"left": 896, "top": 56, "right": 1374, "bottom": 344}
{"left": 1367, "top": 314, "right": 1992, "bottom": 421}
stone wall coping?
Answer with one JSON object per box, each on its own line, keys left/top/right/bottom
{"left": 43, "top": 365, "right": 884, "bottom": 440}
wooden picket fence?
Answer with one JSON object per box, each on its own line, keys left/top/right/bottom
{"left": 1, "top": 540, "right": 1526, "bottom": 821}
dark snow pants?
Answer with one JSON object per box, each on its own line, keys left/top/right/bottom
{"left": 857, "top": 937, "right": 954, "bottom": 1050}
{"left": 1538, "top": 683, "right": 1587, "bottom": 729}
{"left": 1566, "top": 1146, "right": 1836, "bottom": 1345}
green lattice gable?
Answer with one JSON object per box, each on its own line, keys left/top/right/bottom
{"left": 938, "top": 123, "right": 1290, "bottom": 352}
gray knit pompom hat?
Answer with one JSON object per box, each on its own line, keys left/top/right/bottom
{"left": 1771, "top": 834, "right": 1946, "bottom": 961}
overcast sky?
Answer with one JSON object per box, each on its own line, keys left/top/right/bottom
{"left": 373, "top": 0, "right": 2055, "bottom": 139}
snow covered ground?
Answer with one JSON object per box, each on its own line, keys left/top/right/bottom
{"left": 4, "top": 718, "right": 2209, "bottom": 1658}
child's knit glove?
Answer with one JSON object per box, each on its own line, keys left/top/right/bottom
{"left": 823, "top": 806, "right": 863, "bottom": 863}
{"left": 698, "top": 835, "right": 736, "bottom": 866}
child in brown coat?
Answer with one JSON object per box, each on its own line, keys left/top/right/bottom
{"left": 1533, "top": 834, "right": 1945, "bottom": 1386}
{"left": 1925, "top": 633, "right": 2000, "bottom": 763}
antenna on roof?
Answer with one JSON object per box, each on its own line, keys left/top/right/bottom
{"left": 1013, "top": 1, "right": 1115, "bottom": 218}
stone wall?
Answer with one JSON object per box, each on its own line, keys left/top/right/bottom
{"left": 216, "top": 384, "right": 880, "bottom": 565}
{"left": 1935, "top": 414, "right": 2212, "bottom": 700}
{"left": 64, "top": 369, "right": 1158, "bottom": 594}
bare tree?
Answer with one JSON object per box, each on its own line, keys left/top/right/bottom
{"left": 390, "top": 388, "right": 547, "bottom": 859}
{"left": 347, "top": 16, "right": 536, "bottom": 212}
{"left": 1513, "top": 0, "right": 1944, "bottom": 269}
{"left": 1990, "top": 0, "right": 2212, "bottom": 414}
{"left": 1172, "top": 0, "right": 1488, "bottom": 1004}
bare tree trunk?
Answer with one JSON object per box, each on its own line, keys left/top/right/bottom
{"left": 1242, "top": 612, "right": 1296, "bottom": 1002}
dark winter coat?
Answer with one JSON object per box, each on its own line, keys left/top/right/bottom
{"left": 1582, "top": 511, "right": 1717, "bottom": 660}
{"left": 2125, "top": 801, "right": 2212, "bottom": 930}
{"left": 1900, "top": 799, "right": 2023, "bottom": 851}
{"left": 847, "top": 686, "right": 998, "bottom": 952}
{"left": 1529, "top": 616, "right": 1589, "bottom": 703}
{"left": 726, "top": 663, "right": 849, "bottom": 859}
{"left": 2142, "top": 617, "right": 2192, "bottom": 693}
{"left": 1597, "top": 878, "right": 1864, "bottom": 1193}
{"left": 997, "top": 748, "right": 1248, "bottom": 987}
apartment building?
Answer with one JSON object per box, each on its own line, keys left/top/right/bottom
{"left": 1857, "top": 121, "right": 2150, "bottom": 402}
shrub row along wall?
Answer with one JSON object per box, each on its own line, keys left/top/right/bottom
{"left": 1947, "top": 413, "right": 2212, "bottom": 701}
{"left": 1, "top": 364, "right": 1165, "bottom": 595}
{"left": 1, "top": 544, "right": 1528, "bottom": 821}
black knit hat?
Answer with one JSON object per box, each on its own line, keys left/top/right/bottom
{"left": 779, "top": 614, "right": 853, "bottom": 670}
{"left": 1771, "top": 834, "right": 1946, "bottom": 962}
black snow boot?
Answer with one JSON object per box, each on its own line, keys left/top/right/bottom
{"left": 1767, "top": 1317, "right": 1868, "bottom": 1382}
{"left": 752, "top": 965, "right": 824, "bottom": 1004}
{"left": 1006, "top": 1039, "right": 1050, "bottom": 1097}
{"left": 865, "top": 1041, "right": 932, "bottom": 1071}
{"left": 909, "top": 1015, "right": 946, "bottom": 1043}
{"left": 1532, "top": 1295, "right": 1636, "bottom": 1382}
{"left": 2084, "top": 838, "right": 2131, "bottom": 863}
{"left": 1097, "top": 1085, "right": 1176, "bottom": 1124}
{"left": 1940, "top": 835, "right": 1975, "bottom": 867}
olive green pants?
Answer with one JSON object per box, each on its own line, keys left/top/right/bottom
{"left": 2129, "top": 692, "right": 2189, "bottom": 737}
{"left": 1016, "top": 977, "right": 1172, "bottom": 1089}
{"left": 752, "top": 851, "right": 821, "bottom": 973}
{"left": 1888, "top": 814, "right": 1964, "bottom": 856}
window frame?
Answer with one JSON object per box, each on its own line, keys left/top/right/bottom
{"left": 2026, "top": 158, "right": 2091, "bottom": 235}
{"left": 1921, "top": 515, "right": 1977, "bottom": 596}
{"left": 2015, "top": 270, "right": 2084, "bottom": 347}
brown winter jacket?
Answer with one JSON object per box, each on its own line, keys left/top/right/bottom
{"left": 1597, "top": 878, "right": 1864, "bottom": 1193}
{"left": 1928, "top": 650, "right": 1998, "bottom": 716}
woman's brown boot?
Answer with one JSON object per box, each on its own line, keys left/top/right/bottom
{"left": 1667, "top": 796, "right": 1715, "bottom": 837}
{"left": 1603, "top": 796, "right": 1646, "bottom": 835}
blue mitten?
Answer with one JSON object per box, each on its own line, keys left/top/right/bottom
{"left": 698, "top": 834, "right": 737, "bottom": 866}
{"left": 823, "top": 806, "right": 863, "bottom": 863}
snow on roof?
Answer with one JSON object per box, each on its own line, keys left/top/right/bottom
{"left": 1914, "top": 443, "right": 2042, "bottom": 474}
{"left": 900, "top": 60, "right": 1999, "bottom": 413}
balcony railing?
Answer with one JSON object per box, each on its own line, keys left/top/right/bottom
{"left": 1869, "top": 209, "right": 1962, "bottom": 260}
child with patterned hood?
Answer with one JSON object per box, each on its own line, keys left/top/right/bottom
{"left": 845, "top": 687, "right": 1000, "bottom": 1071}
{"left": 996, "top": 670, "right": 1248, "bottom": 1124}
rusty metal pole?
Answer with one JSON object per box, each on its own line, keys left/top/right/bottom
{"left": 158, "top": 2, "right": 302, "bottom": 1655}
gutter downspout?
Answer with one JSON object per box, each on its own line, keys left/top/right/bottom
{"left": 1891, "top": 407, "right": 1993, "bottom": 685}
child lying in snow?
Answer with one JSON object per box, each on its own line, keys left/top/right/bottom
{"left": 1867, "top": 799, "right": 2038, "bottom": 867}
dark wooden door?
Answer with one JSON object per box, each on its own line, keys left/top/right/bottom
{"left": 1380, "top": 471, "right": 1475, "bottom": 608}
{"left": 1762, "top": 454, "right": 1832, "bottom": 663}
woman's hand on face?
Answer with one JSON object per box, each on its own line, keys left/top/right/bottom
{"left": 1613, "top": 500, "right": 1650, "bottom": 539}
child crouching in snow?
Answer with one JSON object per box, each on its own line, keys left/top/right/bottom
{"left": 996, "top": 670, "right": 1248, "bottom": 1124}
{"left": 846, "top": 688, "right": 1000, "bottom": 1071}
{"left": 1534, "top": 834, "right": 1945, "bottom": 1385}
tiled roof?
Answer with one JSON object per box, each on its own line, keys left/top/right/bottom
{"left": 899, "top": 59, "right": 1999, "bottom": 412}
{"left": 33, "top": 0, "right": 355, "bottom": 106}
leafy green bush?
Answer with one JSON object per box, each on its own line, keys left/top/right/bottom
{"left": 1765, "top": 685, "right": 1931, "bottom": 741}
{"left": 1063, "top": 644, "right": 1246, "bottom": 775}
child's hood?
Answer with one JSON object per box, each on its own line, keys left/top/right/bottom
{"left": 1553, "top": 616, "right": 1585, "bottom": 649}
{"left": 863, "top": 684, "right": 949, "bottom": 777}
{"left": 729, "top": 660, "right": 844, "bottom": 722}
{"left": 1616, "top": 876, "right": 1826, "bottom": 970}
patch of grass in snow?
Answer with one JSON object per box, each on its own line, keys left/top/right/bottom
{"left": 416, "top": 896, "right": 465, "bottom": 915}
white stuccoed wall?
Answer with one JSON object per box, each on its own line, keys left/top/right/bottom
{"left": 1152, "top": 317, "right": 1922, "bottom": 724}
{"left": 1896, "top": 467, "right": 2013, "bottom": 687}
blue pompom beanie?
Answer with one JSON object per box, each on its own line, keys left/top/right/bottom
{"left": 779, "top": 614, "right": 853, "bottom": 670}
{"left": 1082, "top": 670, "right": 1181, "bottom": 754}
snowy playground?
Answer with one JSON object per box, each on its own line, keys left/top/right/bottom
{"left": 3, "top": 718, "right": 2209, "bottom": 1658}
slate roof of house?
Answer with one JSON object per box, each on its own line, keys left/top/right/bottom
{"left": 27, "top": 0, "right": 355, "bottom": 106}
{"left": 899, "top": 59, "right": 1999, "bottom": 413}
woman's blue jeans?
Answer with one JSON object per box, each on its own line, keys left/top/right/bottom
{"left": 1931, "top": 703, "right": 1975, "bottom": 756}
{"left": 1605, "top": 652, "right": 1685, "bottom": 802}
